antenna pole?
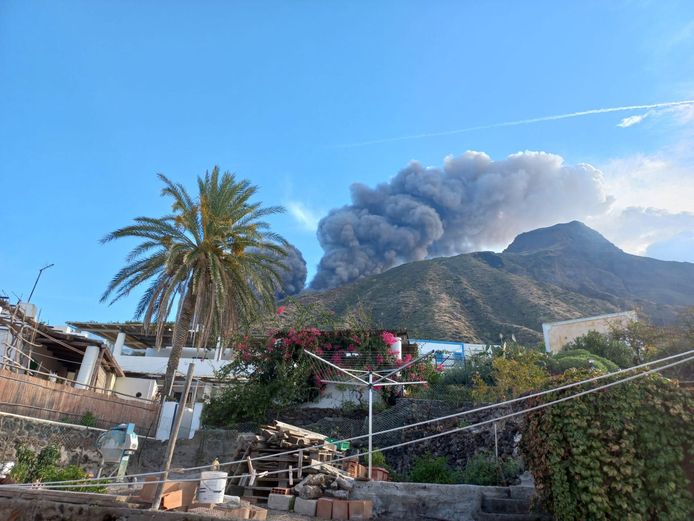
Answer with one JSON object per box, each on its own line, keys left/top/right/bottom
{"left": 368, "top": 371, "right": 373, "bottom": 480}
{"left": 27, "top": 263, "right": 54, "bottom": 303}
{"left": 151, "top": 363, "right": 195, "bottom": 510}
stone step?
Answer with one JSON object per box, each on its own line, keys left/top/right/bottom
{"left": 508, "top": 486, "right": 536, "bottom": 501}
{"left": 474, "top": 512, "right": 552, "bottom": 521}
{"left": 482, "top": 497, "right": 531, "bottom": 515}
{"left": 481, "top": 487, "right": 511, "bottom": 498}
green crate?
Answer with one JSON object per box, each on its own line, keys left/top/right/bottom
{"left": 327, "top": 438, "right": 351, "bottom": 451}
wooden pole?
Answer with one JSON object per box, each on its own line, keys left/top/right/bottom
{"left": 150, "top": 363, "right": 195, "bottom": 510}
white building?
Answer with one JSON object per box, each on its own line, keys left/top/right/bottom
{"left": 541, "top": 311, "right": 638, "bottom": 353}
{"left": 69, "top": 322, "right": 232, "bottom": 439}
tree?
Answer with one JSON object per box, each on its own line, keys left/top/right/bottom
{"left": 101, "top": 167, "right": 288, "bottom": 398}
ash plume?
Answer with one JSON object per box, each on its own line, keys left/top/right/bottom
{"left": 275, "top": 244, "right": 307, "bottom": 297}
{"left": 311, "top": 151, "right": 613, "bottom": 289}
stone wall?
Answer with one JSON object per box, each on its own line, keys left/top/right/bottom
{"left": 0, "top": 487, "right": 225, "bottom": 521}
{"left": 0, "top": 412, "right": 103, "bottom": 472}
{"left": 129, "top": 428, "right": 243, "bottom": 475}
{"left": 0, "top": 411, "right": 245, "bottom": 477}
{"left": 381, "top": 412, "right": 523, "bottom": 477}
{"left": 351, "top": 480, "right": 497, "bottom": 521}
{"left": 302, "top": 398, "right": 524, "bottom": 477}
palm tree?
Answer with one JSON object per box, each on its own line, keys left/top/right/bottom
{"left": 101, "top": 167, "right": 288, "bottom": 399}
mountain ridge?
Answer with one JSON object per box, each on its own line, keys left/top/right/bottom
{"left": 299, "top": 221, "right": 694, "bottom": 343}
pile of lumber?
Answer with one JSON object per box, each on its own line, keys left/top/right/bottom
{"left": 228, "top": 420, "right": 347, "bottom": 504}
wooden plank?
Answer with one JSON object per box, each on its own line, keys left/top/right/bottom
{"left": 271, "top": 421, "right": 328, "bottom": 441}
{"left": 0, "top": 368, "right": 159, "bottom": 431}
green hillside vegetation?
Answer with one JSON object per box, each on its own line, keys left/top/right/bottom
{"left": 298, "top": 222, "right": 694, "bottom": 343}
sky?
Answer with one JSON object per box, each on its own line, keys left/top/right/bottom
{"left": 1, "top": 1, "right": 693, "bottom": 324}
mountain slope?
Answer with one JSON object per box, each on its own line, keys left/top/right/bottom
{"left": 300, "top": 221, "right": 694, "bottom": 343}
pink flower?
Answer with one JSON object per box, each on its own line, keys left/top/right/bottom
{"left": 374, "top": 385, "right": 382, "bottom": 391}
{"left": 376, "top": 354, "right": 384, "bottom": 365}
{"left": 276, "top": 306, "right": 286, "bottom": 315}
{"left": 436, "top": 364, "right": 445, "bottom": 372}
{"left": 381, "top": 331, "right": 398, "bottom": 345}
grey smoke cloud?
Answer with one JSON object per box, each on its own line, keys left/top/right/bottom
{"left": 311, "top": 151, "right": 613, "bottom": 289}
{"left": 276, "top": 244, "right": 308, "bottom": 297}
{"left": 252, "top": 243, "right": 307, "bottom": 297}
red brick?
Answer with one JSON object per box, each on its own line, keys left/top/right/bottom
{"left": 332, "top": 499, "right": 349, "bottom": 520}
{"left": 316, "top": 497, "right": 333, "bottom": 519}
{"left": 349, "top": 500, "right": 373, "bottom": 520}
{"left": 161, "top": 489, "right": 183, "bottom": 510}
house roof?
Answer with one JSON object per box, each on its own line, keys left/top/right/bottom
{"left": 40, "top": 327, "right": 124, "bottom": 377}
{"left": 68, "top": 322, "right": 415, "bottom": 352}
{"left": 0, "top": 303, "right": 124, "bottom": 376}
{"left": 67, "top": 321, "right": 218, "bottom": 351}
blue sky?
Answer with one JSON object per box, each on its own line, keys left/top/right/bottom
{"left": 1, "top": 1, "right": 693, "bottom": 324}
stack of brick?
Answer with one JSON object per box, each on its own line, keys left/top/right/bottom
{"left": 267, "top": 493, "right": 373, "bottom": 520}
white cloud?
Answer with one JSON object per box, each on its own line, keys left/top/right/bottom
{"left": 589, "top": 207, "right": 694, "bottom": 258}
{"left": 600, "top": 154, "right": 694, "bottom": 214}
{"left": 617, "top": 113, "right": 649, "bottom": 128}
{"left": 617, "top": 103, "right": 694, "bottom": 129}
{"left": 286, "top": 201, "right": 321, "bottom": 231}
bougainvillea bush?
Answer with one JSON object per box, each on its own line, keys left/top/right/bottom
{"left": 202, "top": 302, "right": 438, "bottom": 426}
{"left": 522, "top": 371, "right": 694, "bottom": 520}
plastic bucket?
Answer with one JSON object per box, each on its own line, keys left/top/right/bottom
{"left": 198, "top": 471, "right": 228, "bottom": 504}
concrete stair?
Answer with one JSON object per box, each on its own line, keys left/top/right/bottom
{"left": 473, "top": 487, "right": 552, "bottom": 521}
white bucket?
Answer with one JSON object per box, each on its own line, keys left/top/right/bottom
{"left": 198, "top": 471, "right": 228, "bottom": 504}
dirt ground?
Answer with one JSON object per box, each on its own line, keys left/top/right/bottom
{"left": 187, "top": 506, "right": 316, "bottom": 520}
{"left": 265, "top": 511, "right": 315, "bottom": 521}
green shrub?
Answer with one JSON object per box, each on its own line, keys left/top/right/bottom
{"left": 459, "top": 451, "right": 523, "bottom": 486}
{"left": 41, "top": 465, "right": 107, "bottom": 493}
{"left": 9, "top": 443, "right": 105, "bottom": 492}
{"left": 408, "top": 454, "right": 461, "bottom": 484}
{"left": 441, "top": 356, "right": 494, "bottom": 386}
{"left": 563, "top": 331, "right": 634, "bottom": 368}
{"left": 79, "top": 411, "right": 98, "bottom": 428}
{"left": 10, "top": 443, "right": 61, "bottom": 482}
{"left": 339, "top": 400, "right": 362, "bottom": 415}
{"left": 551, "top": 350, "right": 619, "bottom": 373}
{"left": 370, "top": 450, "right": 387, "bottom": 468}
{"left": 9, "top": 444, "right": 38, "bottom": 483}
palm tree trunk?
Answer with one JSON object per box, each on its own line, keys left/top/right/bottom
{"left": 162, "top": 290, "right": 195, "bottom": 401}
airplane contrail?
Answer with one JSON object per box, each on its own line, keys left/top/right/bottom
{"left": 335, "top": 100, "right": 694, "bottom": 148}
